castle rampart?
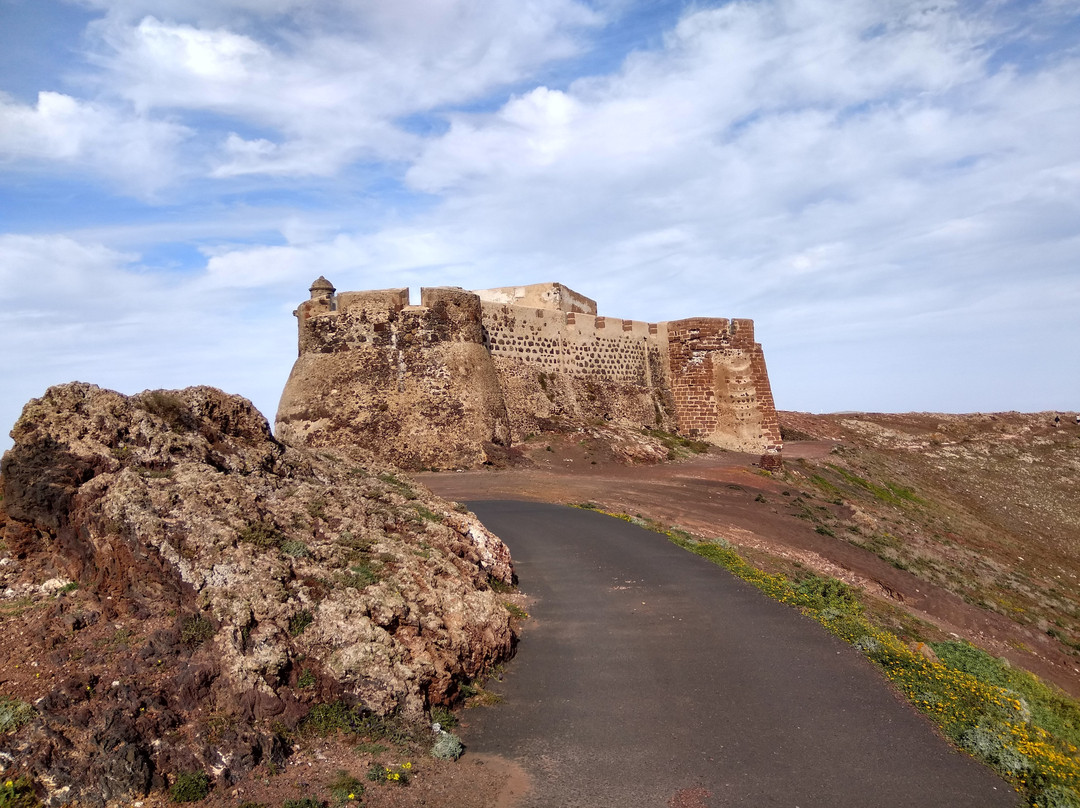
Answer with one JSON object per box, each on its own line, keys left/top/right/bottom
{"left": 277, "top": 279, "right": 782, "bottom": 470}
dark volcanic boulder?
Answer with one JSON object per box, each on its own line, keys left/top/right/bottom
{"left": 0, "top": 383, "right": 514, "bottom": 806}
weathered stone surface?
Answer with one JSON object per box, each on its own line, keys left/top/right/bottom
{"left": 277, "top": 287, "right": 512, "bottom": 470}
{"left": 0, "top": 382, "right": 515, "bottom": 806}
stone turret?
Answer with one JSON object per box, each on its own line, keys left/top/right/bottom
{"left": 309, "top": 275, "right": 335, "bottom": 300}
{"left": 277, "top": 279, "right": 511, "bottom": 470}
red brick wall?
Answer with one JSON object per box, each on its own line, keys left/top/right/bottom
{"left": 666, "top": 318, "right": 732, "bottom": 437}
{"left": 666, "top": 317, "right": 783, "bottom": 455}
{"left": 750, "top": 344, "right": 783, "bottom": 452}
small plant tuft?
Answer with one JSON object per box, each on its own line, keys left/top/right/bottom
{"left": 504, "top": 602, "right": 529, "bottom": 620}
{"left": 0, "top": 776, "right": 40, "bottom": 808}
{"left": 0, "top": 697, "right": 35, "bottom": 733}
{"left": 289, "top": 610, "right": 314, "bottom": 637}
{"left": 431, "top": 731, "right": 464, "bottom": 760}
{"left": 328, "top": 770, "right": 364, "bottom": 806}
{"left": 180, "top": 615, "right": 215, "bottom": 648}
{"left": 487, "top": 574, "right": 515, "bottom": 594}
{"left": 299, "top": 701, "right": 361, "bottom": 737}
{"left": 281, "top": 539, "right": 310, "bottom": 558}
{"left": 237, "top": 521, "right": 285, "bottom": 549}
{"left": 141, "top": 391, "right": 197, "bottom": 433}
{"left": 343, "top": 561, "right": 380, "bottom": 589}
{"left": 169, "top": 771, "right": 210, "bottom": 803}
{"left": 429, "top": 706, "right": 457, "bottom": 729}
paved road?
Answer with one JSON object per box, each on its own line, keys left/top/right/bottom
{"left": 460, "top": 502, "right": 1020, "bottom": 808}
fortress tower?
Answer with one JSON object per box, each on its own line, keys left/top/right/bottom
{"left": 276, "top": 281, "right": 782, "bottom": 470}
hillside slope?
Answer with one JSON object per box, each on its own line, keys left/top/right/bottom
{"left": 779, "top": 410, "right": 1080, "bottom": 686}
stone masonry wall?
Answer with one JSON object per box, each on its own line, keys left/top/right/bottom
{"left": 277, "top": 284, "right": 511, "bottom": 470}
{"left": 480, "top": 302, "right": 666, "bottom": 387}
{"left": 277, "top": 280, "right": 782, "bottom": 469}
{"left": 664, "top": 317, "right": 783, "bottom": 455}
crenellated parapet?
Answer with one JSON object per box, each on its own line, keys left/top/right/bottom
{"left": 276, "top": 280, "right": 782, "bottom": 469}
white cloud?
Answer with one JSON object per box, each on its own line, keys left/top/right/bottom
{"left": 0, "top": 233, "right": 297, "bottom": 448}
{"left": 77, "top": 1, "right": 603, "bottom": 177}
{"left": 0, "top": 91, "right": 189, "bottom": 194}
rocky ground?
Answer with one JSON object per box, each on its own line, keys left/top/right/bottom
{"left": 0, "top": 383, "right": 522, "bottom": 807}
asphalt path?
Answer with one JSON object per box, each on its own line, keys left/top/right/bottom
{"left": 461, "top": 501, "right": 1021, "bottom": 808}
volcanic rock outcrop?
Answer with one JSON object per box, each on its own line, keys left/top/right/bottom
{"left": 0, "top": 383, "right": 515, "bottom": 806}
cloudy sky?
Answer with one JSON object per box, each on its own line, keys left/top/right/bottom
{"left": 2, "top": 0, "right": 1078, "bottom": 449}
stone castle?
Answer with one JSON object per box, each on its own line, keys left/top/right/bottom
{"left": 275, "top": 279, "right": 782, "bottom": 470}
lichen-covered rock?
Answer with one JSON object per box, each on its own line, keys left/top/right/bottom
{"left": 0, "top": 382, "right": 515, "bottom": 806}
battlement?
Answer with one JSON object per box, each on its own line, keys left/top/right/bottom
{"left": 279, "top": 279, "right": 782, "bottom": 469}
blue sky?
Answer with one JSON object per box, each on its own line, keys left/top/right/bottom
{"left": 2, "top": 0, "right": 1079, "bottom": 450}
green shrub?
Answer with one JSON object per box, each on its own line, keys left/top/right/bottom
{"left": 238, "top": 521, "right": 286, "bottom": 549}
{"left": 412, "top": 504, "right": 442, "bottom": 523}
{"left": 281, "top": 540, "right": 310, "bottom": 558}
{"left": 288, "top": 610, "right": 314, "bottom": 637}
{"left": 282, "top": 799, "right": 322, "bottom": 808}
{"left": 366, "top": 762, "right": 411, "bottom": 785}
{"left": 169, "top": 771, "right": 210, "bottom": 802}
{"left": 357, "top": 713, "right": 423, "bottom": 747}
{"left": 431, "top": 731, "right": 463, "bottom": 760}
{"left": 299, "top": 702, "right": 361, "bottom": 737}
{"left": 0, "top": 776, "right": 40, "bottom": 808}
{"left": 791, "top": 574, "right": 860, "bottom": 614}
{"left": 0, "top": 698, "right": 35, "bottom": 733}
{"left": 377, "top": 472, "right": 416, "bottom": 500}
{"left": 933, "top": 641, "right": 1080, "bottom": 749}
{"left": 180, "top": 615, "right": 215, "bottom": 648}
{"left": 328, "top": 770, "right": 364, "bottom": 805}
{"left": 429, "top": 706, "right": 457, "bottom": 729}
{"left": 343, "top": 561, "right": 380, "bottom": 589}
{"left": 297, "top": 668, "right": 317, "bottom": 689}
{"left": 504, "top": 602, "right": 529, "bottom": 620}
{"left": 306, "top": 499, "right": 327, "bottom": 520}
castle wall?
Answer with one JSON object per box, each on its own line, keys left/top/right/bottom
{"left": 277, "top": 280, "right": 781, "bottom": 469}
{"left": 480, "top": 302, "right": 665, "bottom": 387}
{"left": 478, "top": 301, "right": 677, "bottom": 439}
{"left": 475, "top": 283, "right": 597, "bottom": 314}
